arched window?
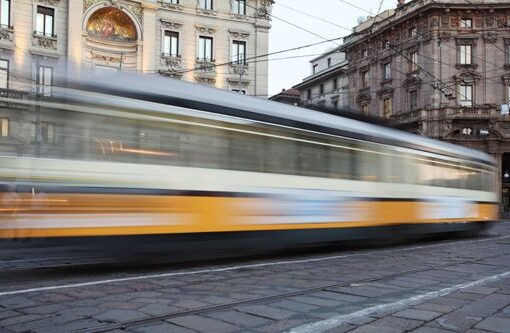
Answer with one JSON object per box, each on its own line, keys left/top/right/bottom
{"left": 462, "top": 127, "right": 473, "bottom": 135}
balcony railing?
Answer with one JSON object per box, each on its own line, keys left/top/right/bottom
{"left": 389, "top": 110, "right": 422, "bottom": 124}
{"left": 0, "top": 88, "right": 28, "bottom": 100}
{"left": 443, "top": 107, "right": 494, "bottom": 119}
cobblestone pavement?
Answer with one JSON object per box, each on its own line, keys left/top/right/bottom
{"left": 0, "top": 223, "right": 509, "bottom": 333}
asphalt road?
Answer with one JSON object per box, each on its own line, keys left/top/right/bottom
{"left": 0, "top": 223, "right": 509, "bottom": 333}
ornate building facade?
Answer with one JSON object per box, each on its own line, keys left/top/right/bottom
{"left": 340, "top": 0, "right": 510, "bottom": 212}
{"left": 0, "top": 0, "right": 272, "bottom": 96}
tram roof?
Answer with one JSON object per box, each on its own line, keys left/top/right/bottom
{"left": 63, "top": 71, "right": 494, "bottom": 166}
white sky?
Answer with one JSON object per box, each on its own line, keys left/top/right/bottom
{"left": 267, "top": 0, "right": 397, "bottom": 97}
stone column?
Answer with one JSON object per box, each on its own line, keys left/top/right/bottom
{"left": 142, "top": 2, "right": 158, "bottom": 73}
{"left": 67, "top": 0, "right": 84, "bottom": 74}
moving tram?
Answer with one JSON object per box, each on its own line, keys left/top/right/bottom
{"left": 0, "top": 73, "right": 499, "bottom": 247}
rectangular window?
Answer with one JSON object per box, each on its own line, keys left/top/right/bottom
{"left": 36, "top": 6, "right": 55, "bottom": 37}
{"left": 332, "top": 100, "right": 338, "bottom": 108}
{"left": 307, "top": 89, "right": 311, "bottom": 100}
{"left": 319, "top": 84, "right": 324, "bottom": 95}
{"left": 361, "top": 70, "right": 369, "bottom": 88}
{"left": 362, "top": 49, "right": 368, "bottom": 58}
{"left": 40, "top": 121, "right": 55, "bottom": 144}
{"left": 327, "top": 58, "right": 331, "bottom": 67}
{"left": 383, "top": 97, "right": 392, "bottom": 118}
{"left": 231, "top": 88, "right": 246, "bottom": 94}
{"left": 0, "top": 117, "right": 8, "bottom": 137}
{"left": 0, "top": 59, "right": 8, "bottom": 89}
{"left": 409, "top": 51, "right": 418, "bottom": 72}
{"left": 460, "top": 18, "right": 472, "bottom": 28}
{"left": 163, "top": 31, "right": 179, "bottom": 57}
{"left": 233, "top": 0, "right": 246, "bottom": 15}
{"left": 361, "top": 104, "right": 368, "bottom": 115}
{"left": 164, "top": 0, "right": 179, "bottom": 3}
{"left": 409, "top": 27, "right": 417, "bottom": 37}
{"left": 333, "top": 78, "right": 338, "bottom": 90}
{"left": 383, "top": 62, "right": 391, "bottom": 80}
{"left": 459, "top": 44, "right": 472, "bottom": 65}
{"left": 1, "top": 0, "right": 10, "bottom": 27}
{"left": 312, "top": 64, "right": 318, "bottom": 74}
{"left": 198, "top": 36, "right": 213, "bottom": 61}
{"left": 410, "top": 90, "right": 418, "bottom": 111}
{"left": 459, "top": 84, "right": 473, "bottom": 107}
{"left": 232, "top": 40, "right": 246, "bottom": 65}
{"left": 36, "top": 65, "right": 53, "bottom": 96}
{"left": 199, "top": 0, "right": 213, "bottom": 10}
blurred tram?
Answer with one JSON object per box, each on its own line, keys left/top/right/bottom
{"left": 0, "top": 72, "right": 499, "bottom": 246}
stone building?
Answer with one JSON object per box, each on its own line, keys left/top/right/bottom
{"left": 293, "top": 47, "right": 349, "bottom": 110}
{"left": 340, "top": 0, "right": 510, "bottom": 211}
{"left": 0, "top": 0, "right": 272, "bottom": 96}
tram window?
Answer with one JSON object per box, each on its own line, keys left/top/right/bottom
{"left": 355, "top": 148, "right": 379, "bottom": 181}
{"left": 266, "top": 136, "right": 296, "bottom": 174}
{"left": 296, "top": 142, "right": 329, "bottom": 177}
{"left": 329, "top": 145, "right": 353, "bottom": 180}
{"left": 229, "top": 131, "right": 266, "bottom": 172}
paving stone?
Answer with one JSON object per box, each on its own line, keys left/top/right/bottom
{"left": 413, "top": 325, "right": 468, "bottom": 333}
{"left": 168, "top": 315, "right": 238, "bottom": 333}
{"left": 313, "top": 291, "right": 368, "bottom": 303}
{"left": 413, "top": 302, "right": 457, "bottom": 314}
{"left": 270, "top": 300, "right": 320, "bottom": 313}
{"left": 236, "top": 304, "right": 297, "bottom": 320}
{"left": 289, "top": 296, "right": 345, "bottom": 307}
{"left": 475, "top": 316, "right": 510, "bottom": 333}
{"left": 172, "top": 300, "right": 209, "bottom": 309}
{"left": 348, "top": 324, "right": 403, "bottom": 333}
{"left": 131, "top": 322, "right": 197, "bottom": 333}
{"left": 332, "top": 286, "right": 395, "bottom": 297}
{"left": 371, "top": 316, "right": 424, "bottom": 331}
{"left": 21, "top": 318, "right": 104, "bottom": 333}
{"left": 394, "top": 309, "right": 442, "bottom": 321}
{"left": 94, "top": 309, "right": 147, "bottom": 323}
{"left": 462, "top": 287, "right": 498, "bottom": 295}
{"left": 432, "top": 313, "right": 480, "bottom": 331}
{"left": 0, "top": 311, "right": 20, "bottom": 320}
{"left": 255, "top": 316, "right": 317, "bottom": 333}
{"left": 0, "top": 314, "right": 44, "bottom": 327}
{"left": 206, "top": 310, "right": 272, "bottom": 327}
{"left": 321, "top": 323, "right": 355, "bottom": 333}
{"left": 0, "top": 296, "right": 38, "bottom": 308}
{"left": 139, "top": 303, "right": 181, "bottom": 316}
{"left": 19, "top": 304, "right": 65, "bottom": 315}
{"left": 100, "top": 301, "right": 145, "bottom": 310}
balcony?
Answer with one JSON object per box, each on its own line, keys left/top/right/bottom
{"left": 33, "top": 32, "right": 57, "bottom": 51}
{"left": 390, "top": 109, "right": 423, "bottom": 124}
{"left": 442, "top": 107, "right": 495, "bottom": 120}
{"left": 0, "top": 88, "right": 29, "bottom": 100}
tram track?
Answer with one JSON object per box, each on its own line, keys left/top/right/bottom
{"left": 73, "top": 246, "right": 510, "bottom": 333}
{"left": 0, "top": 232, "right": 508, "bottom": 332}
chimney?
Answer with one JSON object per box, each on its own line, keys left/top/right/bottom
{"left": 397, "top": 0, "right": 405, "bottom": 7}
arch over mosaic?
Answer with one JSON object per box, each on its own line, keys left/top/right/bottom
{"left": 86, "top": 7, "right": 137, "bottom": 41}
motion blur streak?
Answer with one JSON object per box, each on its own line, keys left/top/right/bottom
{"left": 0, "top": 72, "right": 499, "bottom": 247}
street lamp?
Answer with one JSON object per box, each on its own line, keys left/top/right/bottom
{"left": 504, "top": 171, "right": 509, "bottom": 179}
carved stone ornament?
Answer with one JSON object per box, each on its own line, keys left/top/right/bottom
{"left": 161, "top": 20, "right": 183, "bottom": 30}
{"left": 230, "top": 63, "right": 248, "bottom": 75}
{"left": 195, "top": 25, "right": 216, "bottom": 35}
{"left": 159, "top": 69, "right": 183, "bottom": 79}
{"left": 355, "top": 91, "right": 372, "bottom": 104}
{"left": 404, "top": 72, "right": 422, "bottom": 88}
{"left": 161, "top": 55, "right": 182, "bottom": 70}
{"left": 229, "top": 30, "right": 250, "bottom": 40}
{"left": 502, "top": 74, "right": 510, "bottom": 86}
{"left": 454, "top": 70, "right": 480, "bottom": 84}
{"left": 39, "top": 0, "right": 60, "bottom": 6}
{"left": 33, "top": 35, "right": 57, "bottom": 50}
{"left": 256, "top": 0, "right": 274, "bottom": 19}
{"left": 0, "top": 27, "right": 13, "bottom": 42}
{"left": 161, "top": 2, "right": 183, "bottom": 11}
{"left": 194, "top": 76, "right": 216, "bottom": 84}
